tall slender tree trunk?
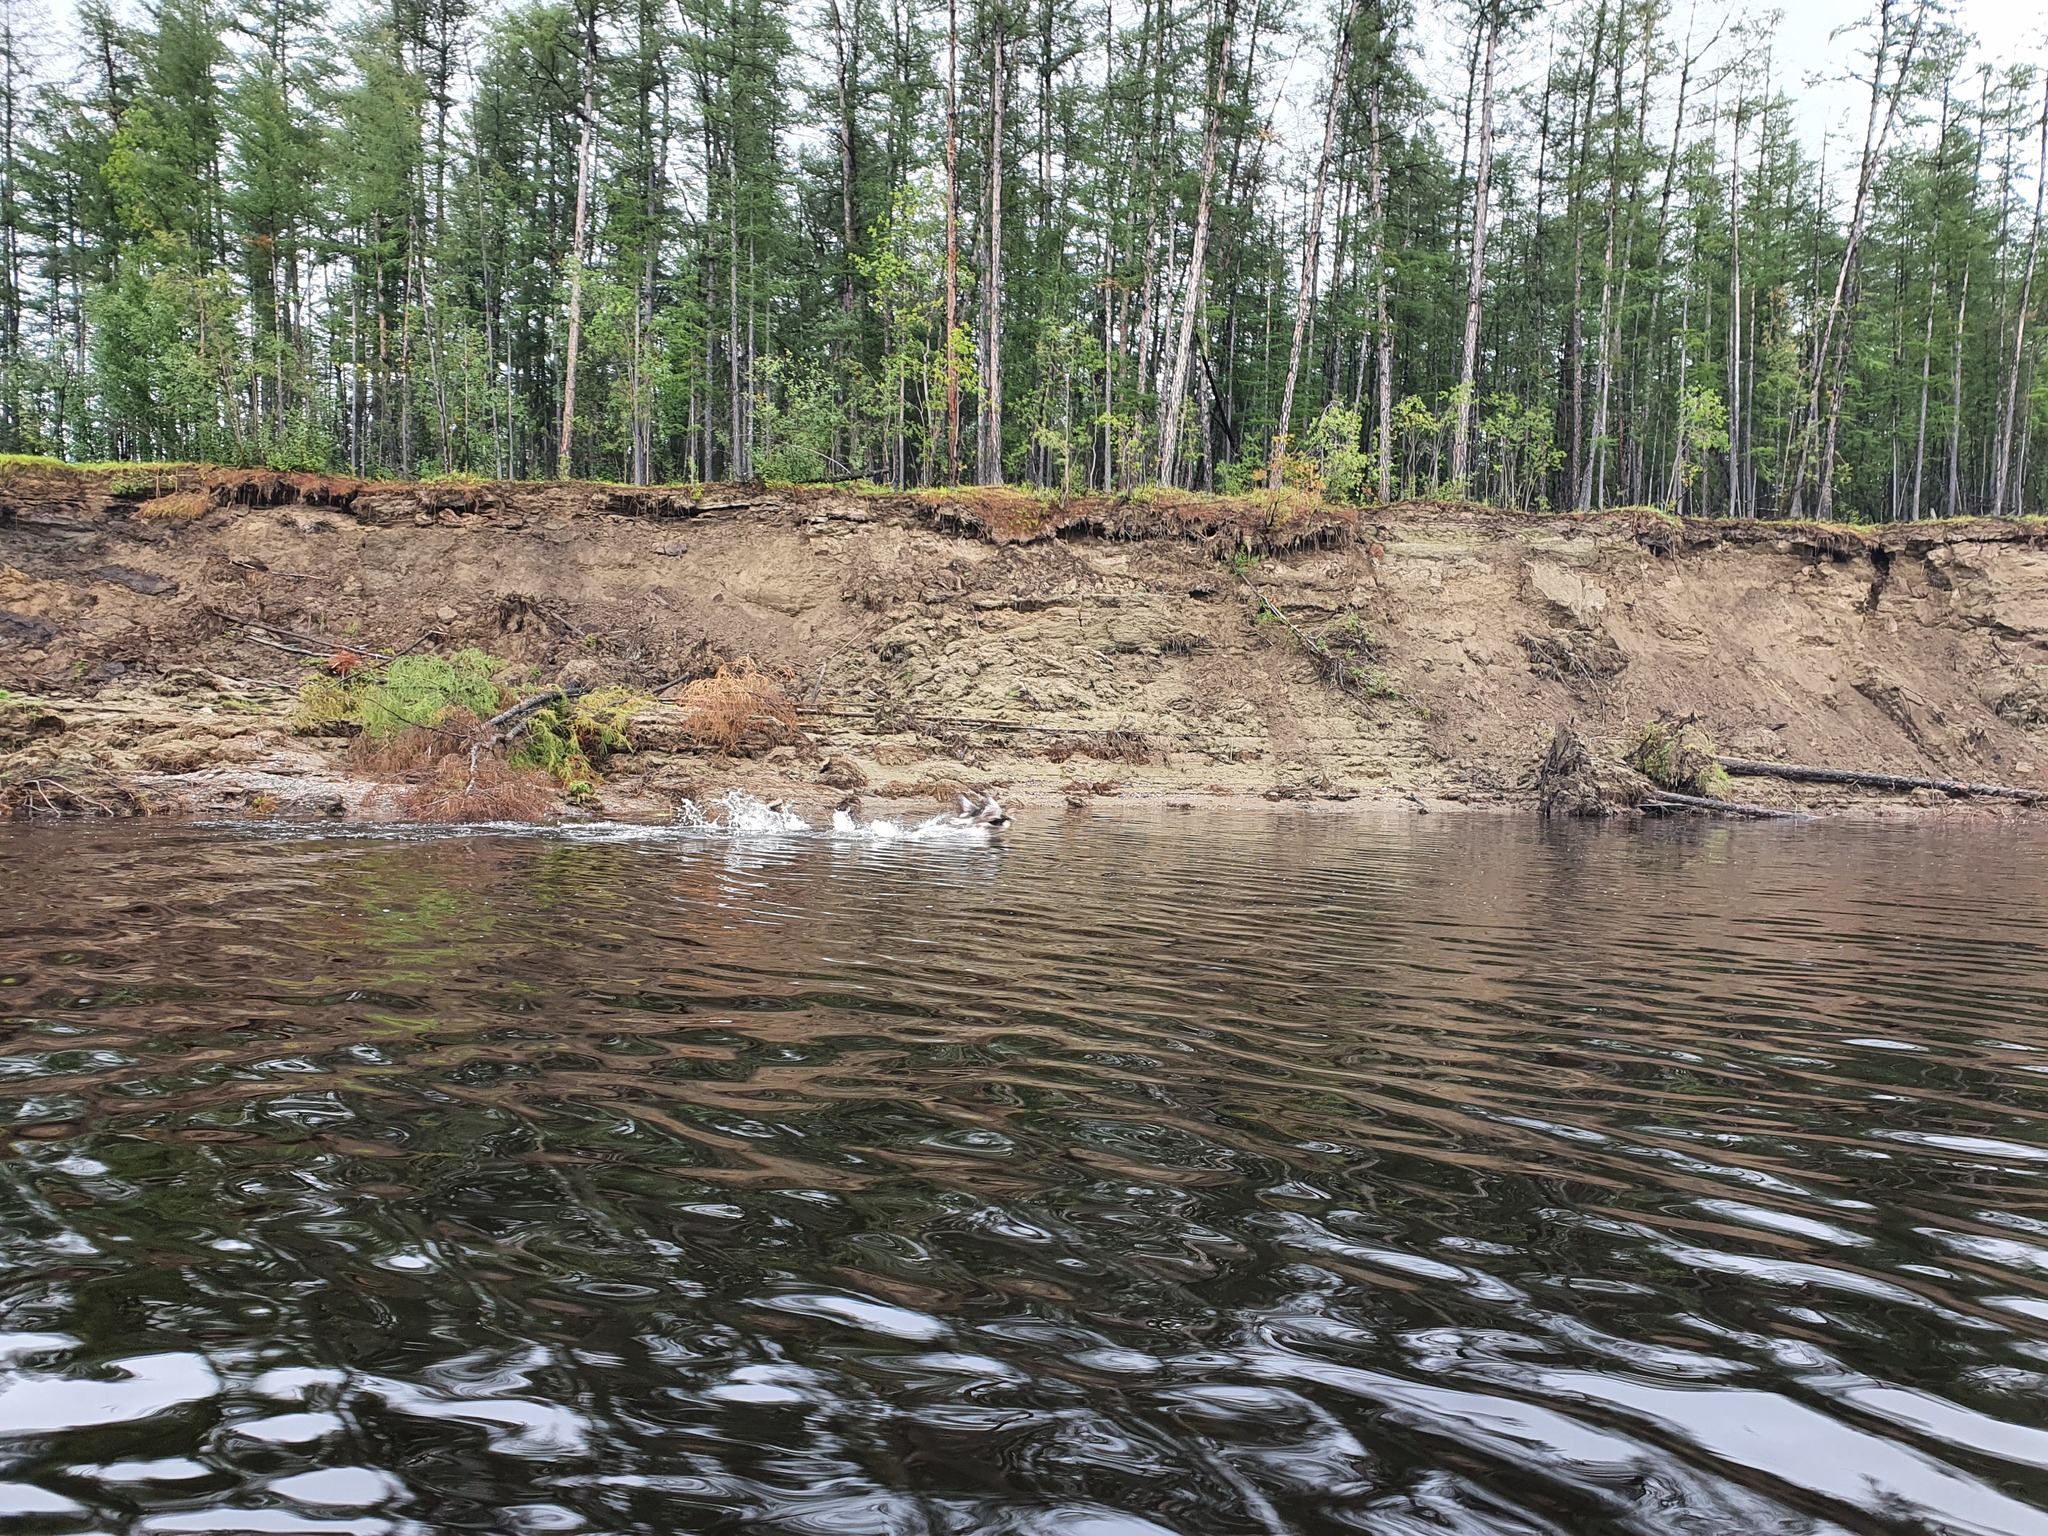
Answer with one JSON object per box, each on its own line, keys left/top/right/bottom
{"left": 1794, "top": 0, "right": 1928, "bottom": 518}
{"left": 1945, "top": 82, "right": 1990, "bottom": 518}
{"left": 1992, "top": 77, "right": 2047, "bottom": 517}
{"left": 1576, "top": 10, "right": 1624, "bottom": 510}
{"left": 1270, "top": 0, "right": 1359, "bottom": 489}
{"left": 944, "top": 0, "right": 961, "bottom": 485}
{"left": 1158, "top": 0, "right": 1238, "bottom": 488}
{"left": 1372, "top": 78, "right": 1393, "bottom": 505}
{"left": 1727, "top": 96, "right": 1746, "bottom": 517}
{"left": 1449, "top": 5, "right": 1499, "bottom": 489}
{"left": 1563, "top": 0, "right": 1607, "bottom": 503}
{"left": 1102, "top": 0, "right": 1116, "bottom": 492}
{"left": 1947, "top": 262, "right": 1971, "bottom": 518}
{"left": 1909, "top": 283, "right": 1936, "bottom": 520}
{"left": 980, "top": 20, "right": 1006, "bottom": 484}
{"left": 831, "top": 0, "right": 860, "bottom": 315}
{"left": 557, "top": 4, "right": 598, "bottom": 477}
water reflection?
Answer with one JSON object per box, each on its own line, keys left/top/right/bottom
{"left": 3, "top": 814, "right": 2048, "bottom": 1532}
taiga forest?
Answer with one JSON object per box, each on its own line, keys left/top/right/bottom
{"left": 0, "top": 0, "right": 2042, "bottom": 519}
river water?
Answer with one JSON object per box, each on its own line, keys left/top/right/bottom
{"left": 5, "top": 810, "right": 2048, "bottom": 1535}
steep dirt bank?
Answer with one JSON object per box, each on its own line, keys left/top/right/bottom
{"left": 4, "top": 463, "right": 2047, "bottom": 822}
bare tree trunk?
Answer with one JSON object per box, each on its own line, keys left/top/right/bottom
{"left": 1727, "top": 96, "right": 1746, "bottom": 517}
{"left": 1101, "top": 0, "right": 1116, "bottom": 491}
{"left": 1270, "top": 0, "right": 1360, "bottom": 488}
{"left": 1560, "top": 1, "right": 1606, "bottom": 504}
{"left": 945, "top": 0, "right": 961, "bottom": 485}
{"left": 1576, "top": 10, "right": 1624, "bottom": 510}
{"left": 831, "top": 0, "right": 860, "bottom": 315}
{"left": 980, "top": 20, "right": 1007, "bottom": 484}
{"left": 1158, "top": 0, "right": 1239, "bottom": 488}
{"left": 1993, "top": 76, "right": 2047, "bottom": 517}
{"left": 1795, "top": 0, "right": 1928, "bottom": 518}
{"left": 1372, "top": 78, "right": 1392, "bottom": 505}
{"left": 557, "top": 4, "right": 598, "bottom": 478}
{"left": 1449, "top": 5, "right": 1500, "bottom": 489}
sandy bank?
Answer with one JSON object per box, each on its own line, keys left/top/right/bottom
{"left": 3, "top": 464, "right": 2045, "bottom": 823}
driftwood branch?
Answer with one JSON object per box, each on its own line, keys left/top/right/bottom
{"left": 233, "top": 630, "right": 338, "bottom": 660}
{"left": 207, "top": 608, "right": 402, "bottom": 661}
{"left": 483, "top": 683, "right": 590, "bottom": 744}
{"left": 797, "top": 705, "right": 1168, "bottom": 739}
{"left": 1645, "top": 789, "right": 1802, "bottom": 819}
{"left": 1236, "top": 572, "right": 1355, "bottom": 691}
{"left": 1718, "top": 757, "right": 2046, "bottom": 803}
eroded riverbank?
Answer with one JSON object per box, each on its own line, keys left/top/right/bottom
{"left": 4, "top": 463, "right": 2046, "bottom": 821}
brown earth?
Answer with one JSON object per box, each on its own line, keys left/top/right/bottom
{"left": 4, "top": 462, "right": 2047, "bottom": 823}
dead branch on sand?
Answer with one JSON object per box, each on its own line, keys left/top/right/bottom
{"left": 1718, "top": 758, "right": 2046, "bottom": 804}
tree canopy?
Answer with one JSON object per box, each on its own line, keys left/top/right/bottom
{"left": 0, "top": 0, "right": 2042, "bottom": 520}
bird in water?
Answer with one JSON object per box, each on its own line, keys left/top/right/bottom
{"left": 952, "top": 790, "right": 1011, "bottom": 829}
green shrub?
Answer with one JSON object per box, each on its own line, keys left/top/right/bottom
{"left": 109, "top": 469, "right": 176, "bottom": 498}
{"left": 290, "top": 675, "right": 358, "bottom": 733}
{"left": 1627, "top": 720, "right": 1731, "bottom": 798}
{"left": 354, "top": 650, "right": 504, "bottom": 736}
{"left": 512, "top": 687, "right": 646, "bottom": 783}
{"left": 292, "top": 649, "right": 508, "bottom": 738}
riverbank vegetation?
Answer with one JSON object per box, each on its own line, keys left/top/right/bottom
{"left": 0, "top": 0, "right": 2040, "bottom": 522}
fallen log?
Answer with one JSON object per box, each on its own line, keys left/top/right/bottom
{"left": 1644, "top": 789, "right": 1801, "bottom": 820}
{"left": 483, "top": 683, "right": 590, "bottom": 744}
{"left": 1717, "top": 757, "right": 2047, "bottom": 803}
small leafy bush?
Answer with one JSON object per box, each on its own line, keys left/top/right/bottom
{"left": 513, "top": 686, "right": 647, "bottom": 785}
{"left": 355, "top": 650, "right": 504, "bottom": 737}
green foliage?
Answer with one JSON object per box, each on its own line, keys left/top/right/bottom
{"left": 511, "top": 687, "right": 647, "bottom": 784}
{"left": 290, "top": 674, "right": 357, "bottom": 734}
{"left": 1297, "top": 405, "right": 1372, "bottom": 503}
{"left": 1478, "top": 393, "right": 1562, "bottom": 513}
{"left": 1626, "top": 721, "right": 1732, "bottom": 799}
{"left": 108, "top": 468, "right": 177, "bottom": 497}
{"left": 1671, "top": 386, "right": 1731, "bottom": 499}
{"left": 1, "top": 0, "right": 2044, "bottom": 520}
{"left": 1391, "top": 393, "right": 1452, "bottom": 500}
{"left": 1215, "top": 442, "right": 1269, "bottom": 496}
{"left": 296, "top": 650, "right": 507, "bottom": 738}
{"left": 752, "top": 356, "right": 844, "bottom": 483}
{"left": 1222, "top": 546, "right": 1263, "bottom": 577}
{"left": 357, "top": 650, "right": 504, "bottom": 736}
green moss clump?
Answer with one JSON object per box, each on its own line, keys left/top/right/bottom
{"left": 1627, "top": 720, "right": 1732, "bottom": 799}
{"left": 289, "top": 675, "right": 357, "bottom": 734}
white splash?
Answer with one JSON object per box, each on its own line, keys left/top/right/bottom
{"left": 829, "top": 808, "right": 996, "bottom": 844}
{"left": 672, "top": 791, "right": 812, "bottom": 836}
{"left": 673, "top": 789, "right": 1009, "bottom": 845}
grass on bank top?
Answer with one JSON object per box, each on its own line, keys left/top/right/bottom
{"left": 0, "top": 454, "right": 198, "bottom": 478}
{"left": 4, "top": 454, "right": 2039, "bottom": 531}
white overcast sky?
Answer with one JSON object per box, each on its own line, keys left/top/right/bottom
{"left": 1414, "top": 0, "right": 2044, "bottom": 155}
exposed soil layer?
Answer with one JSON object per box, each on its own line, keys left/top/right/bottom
{"left": 5, "top": 463, "right": 2047, "bottom": 822}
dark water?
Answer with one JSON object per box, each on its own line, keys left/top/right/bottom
{"left": 6, "top": 813, "right": 2048, "bottom": 1535}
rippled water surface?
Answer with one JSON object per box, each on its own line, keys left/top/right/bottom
{"left": 7, "top": 813, "right": 2048, "bottom": 1534}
